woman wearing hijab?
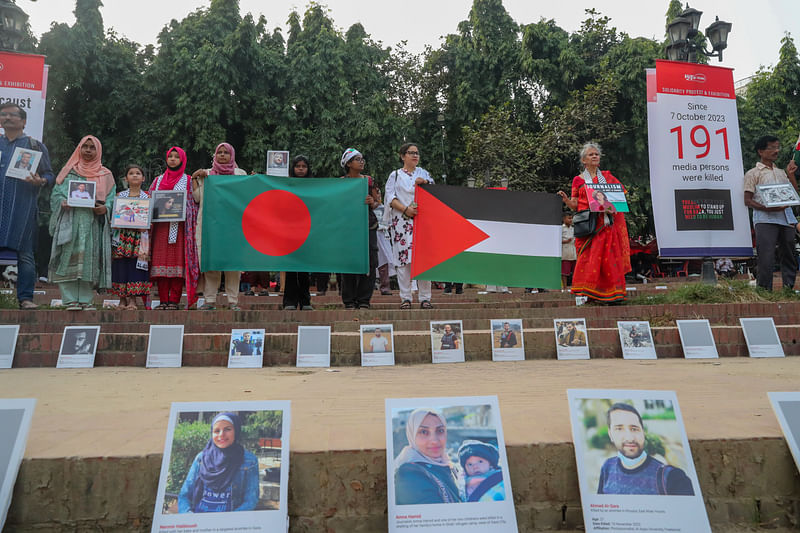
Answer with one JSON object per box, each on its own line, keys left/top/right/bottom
{"left": 178, "top": 412, "right": 259, "bottom": 513}
{"left": 384, "top": 143, "right": 434, "bottom": 309}
{"left": 149, "top": 147, "right": 200, "bottom": 310}
{"left": 340, "top": 148, "right": 380, "bottom": 309}
{"left": 191, "top": 143, "right": 247, "bottom": 310}
{"left": 282, "top": 155, "right": 314, "bottom": 310}
{"left": 49, "top": 135, "right": 116, "bottom": 310}
{"left": 394, "top": 408, "right": 461, "bottom": 504}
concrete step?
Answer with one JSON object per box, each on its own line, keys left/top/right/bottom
{"left": 2, "top": 359, "right": 798, "bottom": 532}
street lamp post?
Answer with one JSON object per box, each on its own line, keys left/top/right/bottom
{"left": 0, "top": 0, "right": 28, "bottom": 51}
{"left": 666, "top": 3, "right": 731, "bottom": 284}
{"left": 437, "top": 112, "right": 446, "bottom": 184}
{"left": 666, "top": 4, "right": 731, "bottom": 63}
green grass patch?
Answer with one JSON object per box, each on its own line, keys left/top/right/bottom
{"left": 627, "top": 280, "right": 800, "bottom": 305}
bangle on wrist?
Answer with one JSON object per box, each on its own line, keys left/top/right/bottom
{"left": 402, "top": 206, "right": 408, "bottom": 216}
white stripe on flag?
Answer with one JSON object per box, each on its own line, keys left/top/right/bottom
{"left": 465, "top": 219, "right": 561, "bottom": 258}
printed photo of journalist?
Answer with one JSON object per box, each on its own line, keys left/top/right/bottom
{"left": 162, "top": 410, "right": 283, "bottom": 514}
{"left": 229, "top": 330, "right": 264, "bottom": 357}
{"left": 391, "top": 404, "right": 506, "bottom": 505}
{"left": 430, "top": 322, "right": 462, "bottom": 350}
{"left": 575, "top": 398, "right": 695, "bottom": 496}
{"left": 60, "top": 327, "right": 99, "bottom": 356}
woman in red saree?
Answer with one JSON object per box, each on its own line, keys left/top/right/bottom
{"left": 558, "top": 143, "right": 630, "bottom": 303}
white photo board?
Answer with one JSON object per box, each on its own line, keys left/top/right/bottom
{"left": 360, "top": 324, "right": 395, "bottom": 367}
{"left": 740, "top": 318, "right": 784, "bottom": 358}
{"left": 146, "top": 325, "right": 184, "bottom": 368}
{"left": 617, "top": 321, "right": 657, "bottom": 360}
{"left": 430, "top": 320, "right": 466, "bottom": 364}
{"left": 567, "top": 389, "right": 710, "bottom": 533}
{"left": 296, "top": 326, "right": 330, "bottom": 368}
{"left": 0, "top": 325, "right": 20, "bottom": 369}
{"left": 385, "top": 395, "right": 518, "bottom": 533}
{"left": 228, "top": 329, "right": 265, "bottom": 369}
{"left": 490, "top": 319, "right": 525, "bottom": 362}
{"left": 554, "top": 319, "right": 590, "bottom": 360}
{"left": 0, "top": 398, "right": 36, "bottom": 530}
{"left": 676, "top": 320, "right": 718, "bottom": 359}
{"left": 151, "top": 400, "right": 291, "bottom": 533}
{"left": 57, "top": 326, "right": 100, "bottom": 368}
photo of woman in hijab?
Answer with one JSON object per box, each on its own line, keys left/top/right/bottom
{"left": 177, "top": 412, "right": 260, "bottom": 513}
{"left": 152, "top": 192, "right": 186, "bottom": 221}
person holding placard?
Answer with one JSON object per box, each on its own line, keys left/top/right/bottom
{"left": 340, "top": 148, "right": 379, "bottom": 309}
{"left": 743, "top": 135, "right": 800, "bottom": 291}
{"left": 192, "top": 143, "right": 247, "bottom": 311}
{"left": 111, "top": 164, "right": 151, "bottom": 310}
{"left": 558, "top": 143, "right": 630, "bottom": 303}
{"left": 178, "top": 412, "right": 259, "bottom": 513}
{"left": 394, "top": 408, "right": 461, "bottom": 504}
{"left": 49, "top": 135, "right": 116, "bottom": 310}
{"left": 598, "top": 403, "right": 694, "bottom": 496}
{"left": 0, "top": 103, "right": 55, "bottom": 309}
{"left": 283, "top": 155, "right": 314, "bottom": 310}
{"left": 384, "top": 143, "right": 434, "bottom": 309}
{"left": 149, "top": 147, "right": 199, "bottom": 310}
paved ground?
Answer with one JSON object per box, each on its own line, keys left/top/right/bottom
{"left": 2, "top": 356, "right": 796, "bottom": 458}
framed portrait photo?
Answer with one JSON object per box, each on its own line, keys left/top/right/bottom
{"left": 111, "top": 197, "right": 151, "bottom": 229}
{"left": 385, "top": 396, "right": 518, "bottom": 533}
{"left": 567, "top": 389, "right": 710, "bottom": 533}
{"left": 554, "top": 318, "right": 590, "bottom": 360}
{"left": 490, "top": 319, "right": 525, "bottom": 362}
{"left": 756, "top": 183, "right": 800, "bottom": 208}
{"left": 0, "top": 398, "right": 36, "bottom": 530}
{"left": 152, "top": 401, "right": 291, "bottom": 532}
{"left": 57, "top": 326, "right": 100, "bottom": 368}
{"left": 360, "top": 324, "right": 395, "bottom": 367}
{"left": 228, "top": 329, "right": 265, "bottom": 369}
{"left": 66, "top": 179, "right": 96, "bottom": 208}
{"left": 4, "top": 147, "right": 42, "bottom": 179}
{"left": 430, "top": 320, "right": 465, "bottom": 364}
{"left": 151, "top": 190, "right": 187, "bottom": 222}
{"left": 266, "top": 150, "right": 289, "bottom": 177}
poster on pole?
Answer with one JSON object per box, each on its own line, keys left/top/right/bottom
{"left": 385, "top": 395, "right": 518, "bottom": 533}
{"left": 567, "top": 389, "right": 710, "bottom": 533}
{"left": 646, "top": 60, "right": 752, "bottom": 258}
{"left": 0, "top": 52, "right": 47, "bottom": 141}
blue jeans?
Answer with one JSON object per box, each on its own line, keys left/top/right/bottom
{"left": 16, "top": 241, "right": 35, "bottom": 302}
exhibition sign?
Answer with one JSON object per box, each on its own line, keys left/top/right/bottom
{"left": 646, "top": 60, "right": 752, "bottom": 258}
{"left": 0, "top": 52, "right": 47, "bottom": 140}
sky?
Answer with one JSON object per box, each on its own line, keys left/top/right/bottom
{"left": 18, "top": 0, "right": 800, "bottom": 82}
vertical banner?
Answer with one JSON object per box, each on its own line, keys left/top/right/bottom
{"left": 0, "top": 52, "right": 47, "bottom": 140}
{"left": 646, "top": 60, "right": 752, "bottom": 257}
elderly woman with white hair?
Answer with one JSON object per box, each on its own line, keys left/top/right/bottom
{"left": 558, "top": 142, "right": 631, "bottom": 303}
{"left": 340, "top": 147, "right": 380, "bottom": 309}
{"left": 394, "top": 408, "right": 461, "bottom": 504}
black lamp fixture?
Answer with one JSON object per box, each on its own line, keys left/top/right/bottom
{"left": 666, "top": 4, "right": 731, "bottom": 63}
{"left": 0, "top": 0, "right": 28, "bottom": 51}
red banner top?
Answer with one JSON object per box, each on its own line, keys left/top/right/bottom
{"left": 0, "top": 52, "right": 45, "bottom": 91}
{"left": 655, "top": 59, "right": 735, "bottom": 100}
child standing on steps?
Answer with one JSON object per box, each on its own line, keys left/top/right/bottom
{"left": 111, "top": 164, "right": 151, "bottom": 310}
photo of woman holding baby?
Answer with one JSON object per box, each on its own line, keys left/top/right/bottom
{"left": 392, "top": 406, "right": 506, "bottom": 505}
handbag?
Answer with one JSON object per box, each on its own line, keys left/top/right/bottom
{"left": 572, "top": 209, "right": 597, "bottom": 238}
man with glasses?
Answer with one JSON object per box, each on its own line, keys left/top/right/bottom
{"left": 0, "top": 102, "right": 54, "bottom": 309}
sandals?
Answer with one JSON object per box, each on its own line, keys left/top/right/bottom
{"left": 400, "top": 300, "right": 411, "bottom": 310}
{"left": 420, "top": 300, "right": 433, "bottom": 309}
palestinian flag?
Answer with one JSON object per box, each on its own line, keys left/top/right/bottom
{"left": 411, "top": 185, "right": 562, "bottom": 289}
{"left": 201, "top": 174, "right": 368, "bottom": 273}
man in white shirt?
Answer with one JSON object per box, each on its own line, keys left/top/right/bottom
{"left": 743, "top": 135, "right": 799, "bottom": 291}
{"left": 368, "top": 328, "right": 389, "bottom": 352}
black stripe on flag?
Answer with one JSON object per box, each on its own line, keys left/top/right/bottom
{"left": 419, "top": 184, "right": 561, "bottom": 225}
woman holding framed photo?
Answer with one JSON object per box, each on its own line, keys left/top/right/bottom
{"left": 148, "top": 146, "right": 199, "bottom": 310}
{"left": 49, "top": 135, "right": 116, "bottom": 311}
{"left": 558, "top": 143, "right": 630, "bottom": 304}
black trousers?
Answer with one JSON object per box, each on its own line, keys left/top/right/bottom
{"left": 755, "top": 223, "right": 797, "bottom": 290}
{"left": 342, "top": 231, "right": 378, "bottom": 307}
{"left": 283, "top": 272, "right": 310, "bottom": 307}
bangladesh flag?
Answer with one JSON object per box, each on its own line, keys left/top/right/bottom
{"left": 201, "top": 174, "right": 368, "bottom": 273}
{"left": 411, "top": 185, "right": 562, "bottom": 289}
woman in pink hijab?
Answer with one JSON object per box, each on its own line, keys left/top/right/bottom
{"left": 48, "top": 135, "right": 116, "bottom": 310}
{"left": 148, "top": 146, "right": 200, "bottom": 310}
{"left": 191, "top": 142, "right": 247, "bottom": 310}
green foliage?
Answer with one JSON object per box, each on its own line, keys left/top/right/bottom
{"left": 30, "top": 0, "right": 797, "bottom": 241}
{"left": 644, "top": 432, "right": 666, "bottom": 457}
{"left": 241, "top": 410, "right": 282, "bottom": 440}
{"left": 628, "top": 280, "right": 800, "bottom": 306}
{"left": 589, "top": 425, "right": 609, "bottom": 449}
{"left": 167, "top": 420, "right": 209, "bottom": 494}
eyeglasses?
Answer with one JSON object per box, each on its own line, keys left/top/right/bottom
{"left": 405, "top": 151, "right": 420, "bottom": 156}
{"left": 352, "top": 156, "right": 365, "bottom": 162}
{"left": 0, "top": 112, "right": 21, "bottom": 118}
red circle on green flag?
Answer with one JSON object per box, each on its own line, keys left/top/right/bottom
{"left": 242, "top": 190, "right": 311, "bottom": 256}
